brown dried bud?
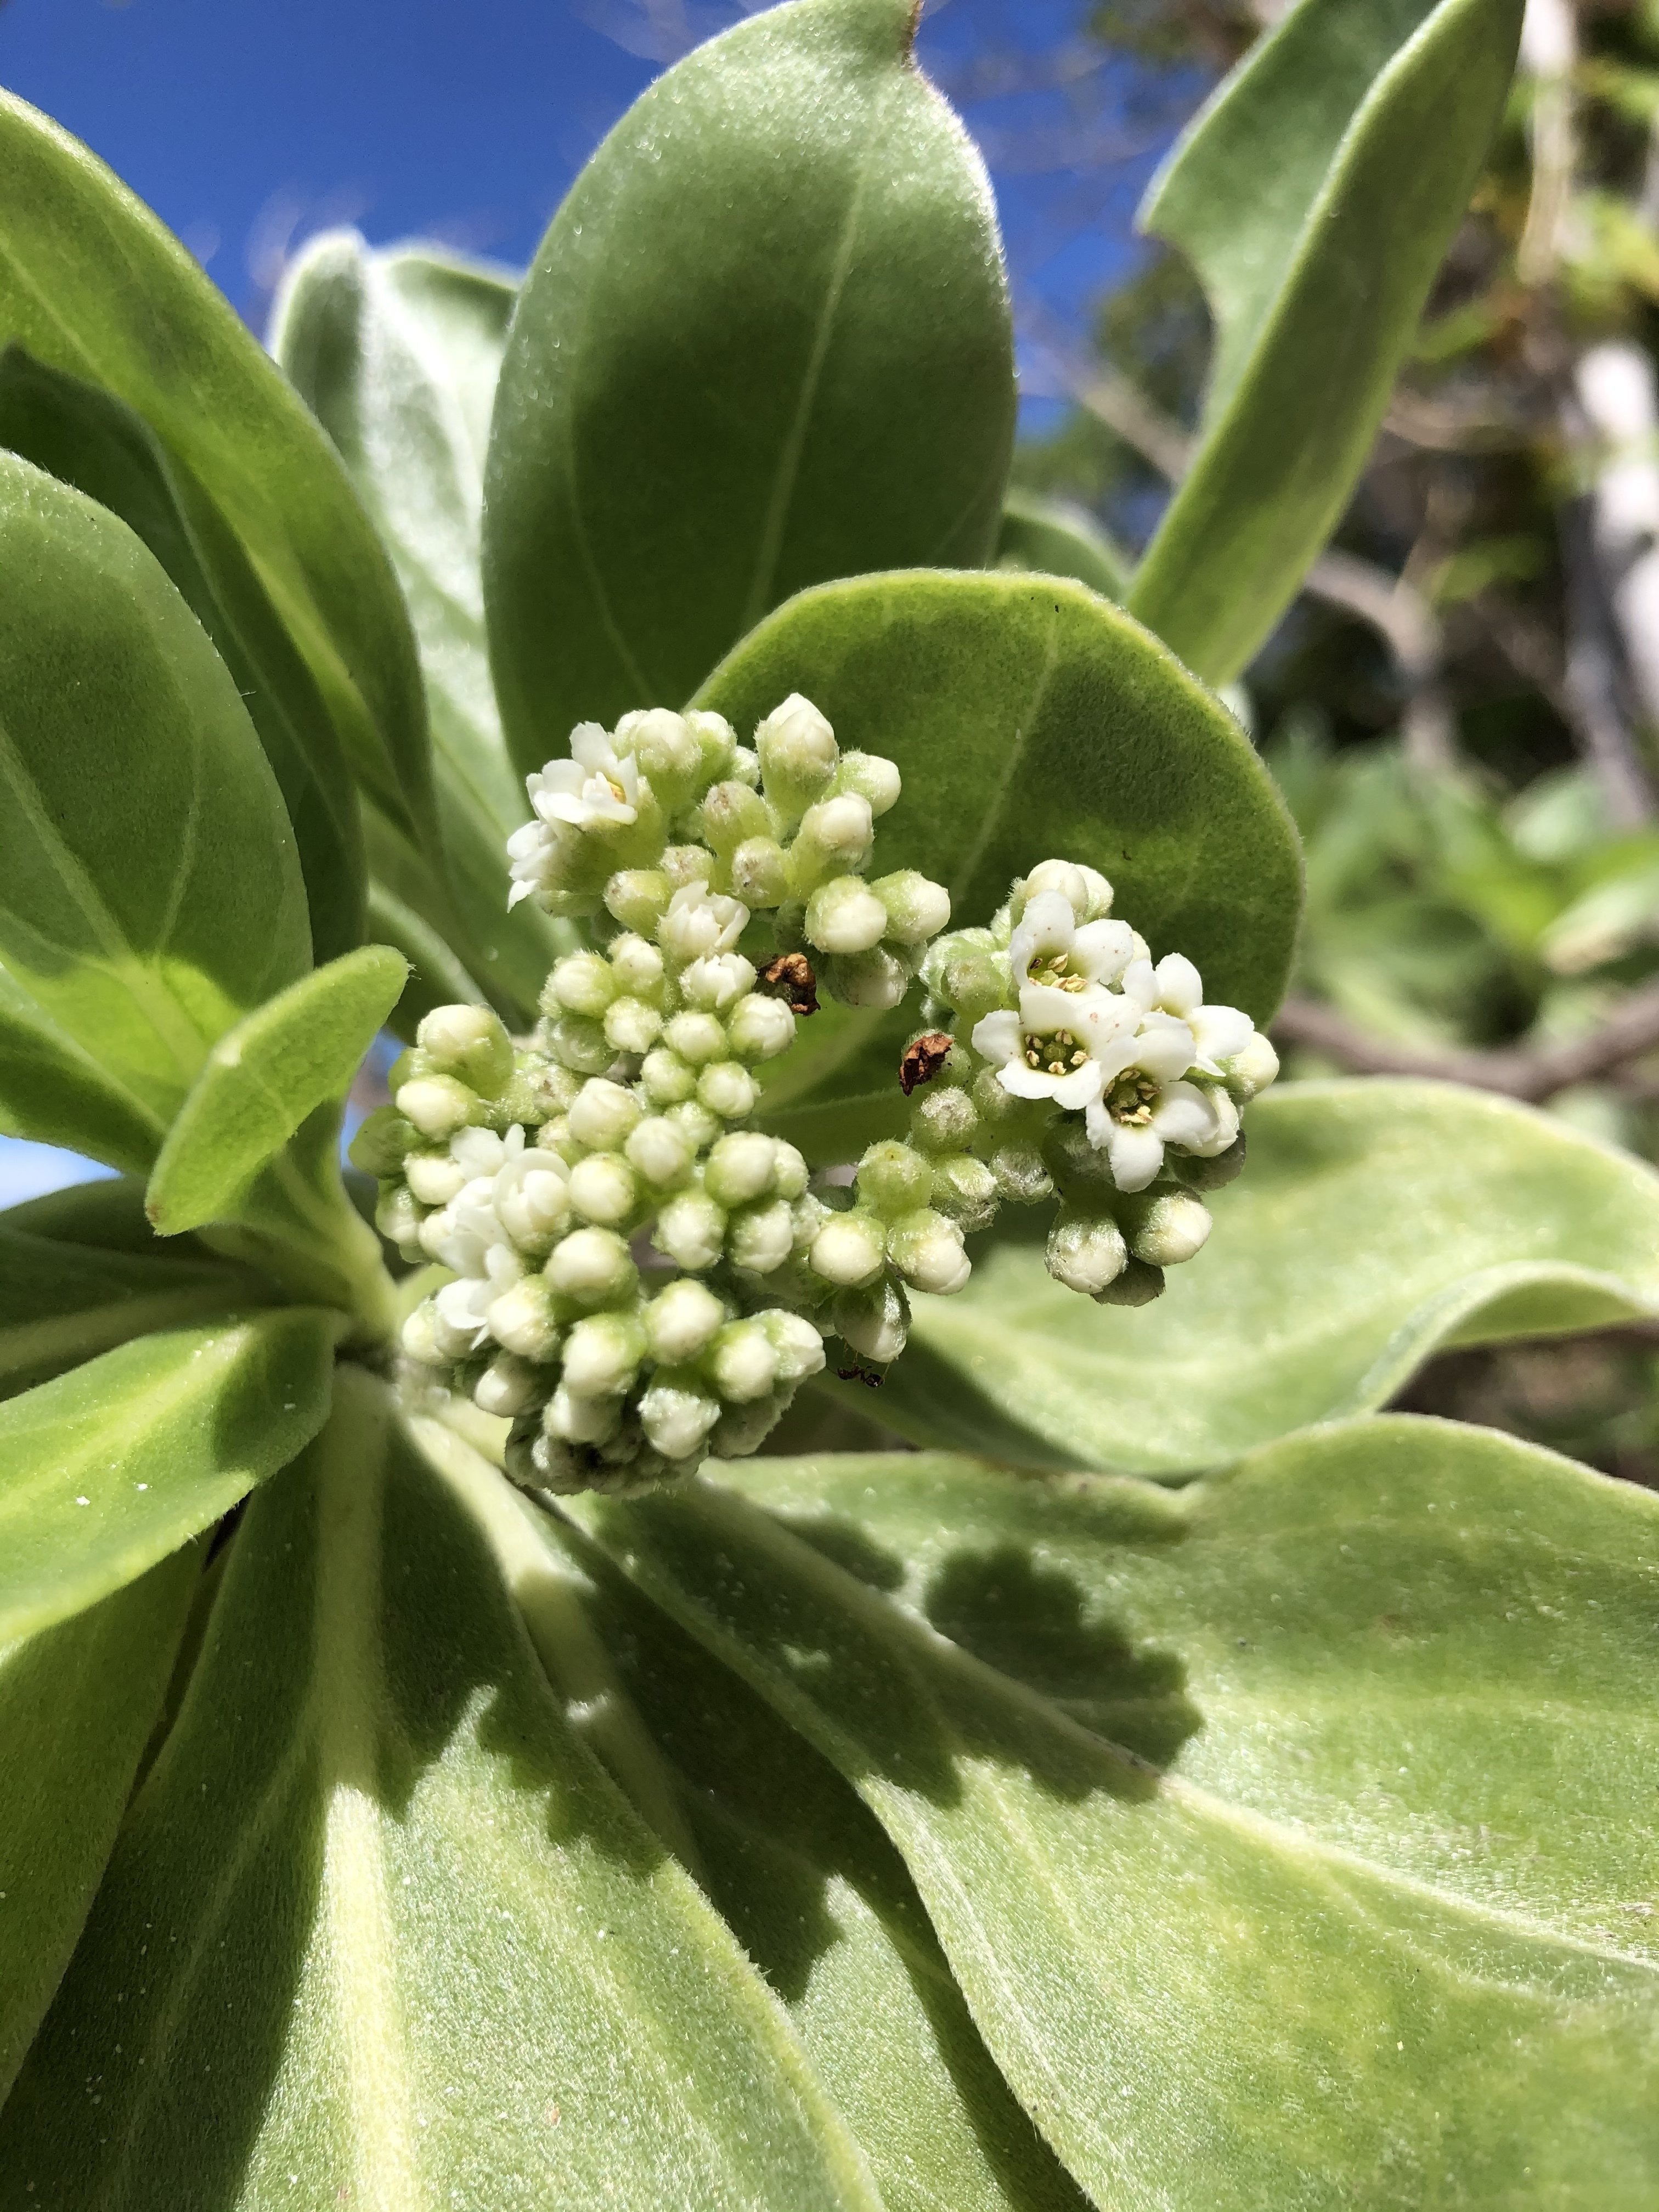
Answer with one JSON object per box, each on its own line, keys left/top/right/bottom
{"left": 899, "top": 1031, "right": 953, "bottom": 1097}
{"left": 758, "top": 951, "right": 819, "bottom": 1017}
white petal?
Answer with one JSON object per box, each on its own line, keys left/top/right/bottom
{"left": 1132, "top": 1013, "right": 1197, "bottom": 1082}
{"left": 1008, "top": 890, "right": 1076, "bottom": 981}
{"left": 970, "top": 1009, "right": 1022, "bottom": 1063}
{"left": 568, "top": 723, "right": 613, "bottom": 771}
{"left": 1051, "top": 1060, "right": 1106, "bottom": 1111}
{"left": 1074, "top": 991, "right": 1139, "bottom": 1058}
{"left": 1018, "top": 981, "right": 1089, "bottom": 1032}
{"left": 1071, "top": 919, "right": 1135, "bottom": 985}
{"left": 1154, "top": 953, "right": 1203, "bottom": 1017}
{"left": 1120, "top": 957, "right": 1158, "bottom": 1011}
{"left": 997, "top": 1062, "right": 1074, "bottom": 1101}
{"left": 1105, "top": 1121, "right": 1164, "bottom": 1192}
{"left": 1149, "top": 1079, "right": 1224, "bottom": 1150}
{"left": 1181, "top": 1085, "right": 1242, "bottom": 1158}
{"left": 1190, "top": 1002, "right": 1254, "bottom": 1068}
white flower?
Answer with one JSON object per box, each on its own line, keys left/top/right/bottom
{"left": 1084, "top": 1010, "right": 1239, "bottom": 1192}
{"left": 1138, "top": 952, "right": 1256, "bottom": 1075}
{"left": 972, "top": 980, "right": 1139, "bottom": 1111}
{"left": 1016, "top": 859, "right": 1114, "bottom": 924}
{"left": 529, "top": 724, "right": 641, "bottom": 830}
{"left": 1008, "top": 889, "right": 1138, "bottom": 997}
{"left": 658, "top": 881, "right": 748, "bottom": 962}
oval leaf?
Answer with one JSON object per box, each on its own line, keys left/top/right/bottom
{"left": 885, "top": 1076, "right": 1659, "bottom": 1475}
{"left": 0, "top": 88, "right": 435, "bottom": 845}
{"left": 146, "top": 945, "right": 408, "bottom": 1237}
{"left": 0, "top": 345, "right": 366, "bottom": 963}
{"left": 572, "top": 1429, "right": 1659, "bottom": 2210}
{"left": 0, "top": 1309, "right": 337, "bottom": 1644}
{"left": 1127, "top": 0, "right": 1525, "bottom": 682}
{"left": 0, "top": 1373, "right": 882, "bottom": 2211}
{"left": 484, "top": 0, "right": 1016, "bottom": 770}
{"left": 0, "top": 453, "right": 312, "bottom": 1174}
{"left": 0, "top": 1550, "right": 197, "bottom": 2102}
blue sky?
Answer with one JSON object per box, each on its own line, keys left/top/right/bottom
{"left": 0, "top": 0, "right": 1195, "bottom": 1207}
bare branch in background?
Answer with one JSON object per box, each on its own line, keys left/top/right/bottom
{"left": 1304, "top": 550, "right": 1457, "bottom": 773}
{"left": 1273, "top": 979, "right": 1659, "bottom": 1102}
{"left": 1381, "top": 386, "right": 1534, "bottom": 453}
{"left": 1517, "top": 0, "right": 1577, "bottom": 285}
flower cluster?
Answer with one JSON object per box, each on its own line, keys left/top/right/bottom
{"left": 902, "top": 859, "right": 1279, "bottom": 1306}
{"left": 352, "top": 696, "right": 961, "bottom": 1493}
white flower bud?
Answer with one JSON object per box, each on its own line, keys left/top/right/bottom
{"left": 887, "top": 1207, "right": 970, "bottom": 1295}
{"left": 873, "top": 871, "right": 951, "bottom": 946}
{"left": 639, "top": 1048, "right": 698, "bottom": 1105}
{"left": 755, "top": 693, "right": 837, "bottom": 795}
{"left": 791, "top": 1193, "right": 829, "bottom": 1251}
{"left": 432, "top": 1278, "right": 489, "bottom": 1358}
{"left": 654, "top": 1190, "right": 727, "bottom": 1272}
{"left": 473, "top": 1352, "right": 544, "bottom": 1418}
{"left": 399, "top": 1300, "right": 450, "bottom": 1367}
{"left": 856, "top": 1140, "right": 935, "bottom": 1220}
{"left": 662, "top": 1010, "right": 729, "bottom": 1066}
{"left": 375, "top": 1183, "right": 425, "bottom": 1260}
{"left": 823, "top": 947, "right": 909, "bottom": 1009}
{"left": 638, "top": 1374, "right": 722, "bottom": 1460}
{"left": 561, "top": 1312, "right": 645, "bottom": 1399}
{"left": 709, "top": 1320, "right": 780, "bottom": 1403}
{"left": 547, "top": 951, "right": 617, "bottom": 1019}
{"left": 726, "top": 992, "right": 795, "bottom": 1062}
{"left": 697, "top": 1062, "right": 758, "bottom": 1119}
{"left": 1019, "top": 859, "right": 1113, "bottom": 922}
{"left": 542, "top": 1015, "right": 612, "bottom": 1075}
{"left": 911, "top": 1086, "right": 978, "bottom": 1153}
{"left": 404, "top": 1150, "right": 467, "bottom": 1207}
{"left": 396, "top": 1076, "right": 475, "bottom": 1141}
{"left": 770, "top": 1142, "right": 809, "bottom": 1199}
{"left": 831, "top": 751, "right": 901, "bottom": 816}
{"left": 568, "top": 1153, "right": 637, "bottom": 1226}
{"left": 809, "top": 1212, "right": 887, "bottom": 1288}
{"left": 625, "top": 1115, "right": 694, "bottom": 1187}
{"left": 731, "top": 837, "right": 789, "bottom": 906}
{"left": 805, "top": 875, "right": 888, "bottom": 955}
{"left": 617, "top": 707, "right": 701, "bottom": 808}
{"left": 416, "top": 1004, "right": 514, "bottom": 1093}
{"left": 546, "top": 1384, "right": 622, "bottom": 1446}
{"left": 704, "top": 1131, "right": 777, "bottom": 1207}
{"left": 681, "top": 952, "right": 757, "bottom": 1011}
{"left": 645, "top": 1278, "right": 727, "bottom": 1363}
{"left": 607, "top": 934, "right": 664, "bottom": 997}
{"left": 486, "top": 1276, "right": 563, "bottom": 1361}
{"left": 605, "top": 869, "right": 672, "bottom": 935}
{"left": 1224, "top": 1031, "right": 1279, "bottom": 1101}
{"left": 929, "top": 1153, "right": 998, "bottom": 1229}
{"left": 1127, "top": 1192, "right": 1212, "bottom": 1267}
{"left": 495, "top": 1162, "right": 572, "bottom": 1250}
{"left": 833, "top": 1277, "right": 910, "bottom": 1364}
{"left": 546, "top": 1226, "right": 635, "bottom": 1302}
{"left": 1046, "top": 1214, "right": 1128, "bottom": 1296}
{"left": 727, "top": 1199, "right": 794, "bottom": 1274}
{"left": 565, "top": 1077, "right": 639, "bottom": 1151}
{"left": 667, "top": 1099, "right": 722, "bottom": 1152}
{"left": 799, "top": 793, "right": 874, "bottom": 868}
{"left": 659, "top": 882, "right": 748, "bottom": 962}
{"left": 760, "top": 1308, "right": 827, "bottom": 1384}
{"left": 603, "top": 996, "right": 664, "bottom": 1053}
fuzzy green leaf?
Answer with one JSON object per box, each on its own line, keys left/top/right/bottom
{"left": 0, "top": 1373, "right": 884, "bottom": 2211}
{"left": 272, "top": 236, "right": 567, "bottom": 1023}
{"left": 695, "top": 569, "right": 1301, "bottom": 1155}
{"left": 145, "top": 945, "right": 407, "bottom": 1236}
{"left": 0, "top": 89, "right": 435, "bottom": 846}
{"left": 0, "top": 1310, "right": 337, "bottom": 1644}
{"left": 572, "top": 1425, "right": 1659, "bottom": 2210}
{"left": 882, "top": 1078, "right": 1659, "bottom": 1475}
{"left": 0, "top": 346, "right": 366, "bottom": 963}
{"left": 484, "top": 0, "right": 1016, "bottom": 770}
{"left": 0, "top": 453, "right": 312, "bottom": 1175}
{"left": 0, "top": 1550, "right": 198, "bottom": 2102}
{"left": 996, "top": 489, "right": 1130, "bottom": 602}
{"left": 1127, "top": 0, "right": 1526, "bottom": 682}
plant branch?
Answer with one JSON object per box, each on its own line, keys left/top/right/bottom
{"left": 1304, "top": 550, "right": 1458, "bottom": 772}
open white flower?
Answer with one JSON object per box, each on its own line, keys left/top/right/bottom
{"left": 972, "top": 980, "right": 1140, "bottom": 1110}
{"left": 1084, "top": 1010, "right": 1239, "bottom": 1191}
{"left": 1008, "top": 889, "right": 1140, "bottom": 999}
{"left": 658, "top": 881, "right": 748, "bottom": 962}
{"left": 528, "top": 723, "right": 641, "bottom": 831}
{"left": 1137, "top": 952, "right": 1257, "bottom": 1075}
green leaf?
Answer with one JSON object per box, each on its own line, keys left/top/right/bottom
{"left": 272, "top": 236, "right": 566, "bottom": 1022}
{"left": 0, "top": 1309, "right": 337, "bottom": 1644}
{"left": 695, "top": 569, "right": 1302, "bottom": 1155}
{"left": 0, "top": 452, "right": 312, "bottom": 1175}
{"left": 146, "top": 945, "right": 407, "bottom": 1236}
{"left": 1126, "top": 0, "right": 1526, "bottom": 683}
{"left": 0, "top": 1371, "right": 883, "bottom": 2210}
{"left": 484, "top": 0, "right": 1016, "bottom": 770}
{"left": 2, "top": 1176, "right": 191, "bottom": 1254}
{"left": 0, "top": 1548, "right": 198, "bottom": 2102}
{"left": 883, "top": 1077, "right": 1659, "bottom": 1475}
{"left": 996, "top": 488, "right": 1130, "bottom": 602}
{"left": 0, "top": 88, "right": 435, "bottom": 846}
{"left": 0, "top": 1215, "right": 270, "bottom": 1399}
{"left": 572, "top": 1426, "right": 1659, "bottom": 2210}
{"left": 0, "top": 346, "right": 366, "bottom": 963}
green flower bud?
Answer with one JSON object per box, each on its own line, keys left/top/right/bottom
{"left": 791, "top": 1192, "right": 830, "bottom": 1252}
{"left": 822, "top": 947, "right": 910, "bottom": 1009}
{"left": 567, "top": 1077, "right": 642, "bottom": 1151}
{"left": 348, "top": 1105, "right": 418, "bottom": 1178}
{"left": 725, "top": 991, "right": 795, "bottom": 1063}
{"left": 661, "top": 843, "right": 716, "bottom": 889}
{"left": 399, "top": 1300, "right": 449, "bottom": 1368}
{"left": 805, "top": 874, "right": 888, "bottom": 955}
{"left": 416, "top": 1004, "right": 514, "bottom": 1095}
{"left": 911, "top": 1085, "right": 978, "bottom": 1153}
{"left": 1093, "top": 1256, "right": 1165, "bottom": 1307}
{"left": 760, "top": 1308, "right": 827, "bottom": 1383}
{"left": 543, "top": 1014, "right": 613, "bottom": 1076}
{"left": 609, "top": 933, "right": 665, "bottom": 998}
{"left": 697, "top": 1062, "right": 758, "bottom": 1119}
{"left": 374, "top": 1182, "right": 425, "bottom": 1259}
{"left": 687, "top": 709, "right": 741, "bottom": 786}
{"left": 644, "top": 1278, "right": 727, "bottom": 1364}
{"left": 727, "top": 1198, "right": 794, "bottom": 1274}
{"left": 928, "top": 1153, "right": 998, "bottom": 1231}
{"left": 625, "top": 1114, "right": 695, "bottom": 1187}
{"left": 708, "top": 1387, "right": 793, "bottom": 1460}
{"left": 872, "top": 870, "right": 951, "bottom": 946}
{"left": 639, "top": 1048, "right": 698, "bottom": 1105}
{"left": 654, "top": 1190, "right": 727, "bottom": 1272}
{"left": 708, "top": 1319, "right": 780, "bottom": 1403}
{"left": 561, "top": 1311, "right": 646, "bottom": 1399}
{"left": 605, "top": 869, "right": 673, "bottom": 935}
{"left": 972, "top": 1066, "right": 1026, "bottom": 1126}
{"left": 473, "top": 1352, "right": 546, "bottom": 1419}
{"left": 395, "top": 1074, "right": 477, "bottom": 1141}
{"left": 990, "top": 1144, "right": 1054, "bottom": 1204}
{"left": 1223, "top": 1033, "right": 1279, "bottom": 1102}
{"left": 887, "top": 1207, "right": 970, "bottom": 1295}
{"left": 486, "top": 1277, "right": 563, "bottom": 1361}
{"left": 665, "top": 1099, "right": 722, "bottom": 1152}
{"left": 404, "top": 1149, "right": 467, "bottom": 1208}
{"left": 546, "top": 1227, "right": 636, "bottom": 1305}
{"left": 856, "top": 1139, "right": 934, "bottom": 1220}
{"left": 756, "top": 692, "right": 838, "bottom": 817}
{"left": 704, "top": 1131, "right": 777, "bottom": 1207}
{"left": 604, "top": 995, "right": 664, "bottom": 1054}
{"left": 546, "top": 1383, "right": 622, "bottom": 1446}
{"left": 771, "top": 1142, "right": 809, "bottom": 1200}
{"left": 568, "top": 1153, "right": 637, "bottom": 1226}
{"left": 1124, "top": 1190, "right": 1212, "bottom": 1267}
{"left": 929, "top": 943, "right": 1009, "bottom": 1024}
{"left": 699, "top": 780, "right": 773, "bottom": 853}
{"left": 730, "top": 836, "right": 789, "bottom": 907}
{"left": 662, "top": 1009, "right": 727, "bottom": 1065}
{"left": 1046, "top": 1211, "right": 1128, "bottom": 1296}
{"left": 809, "top": 1211, "right": 887, "bottom": 1288}
{"left": 617, "top": 707, "right": 702, "bottom": 810}
{"left": 830, "top": 750, "right": 901, "bottom": 816}
{"left": 546, "top": 950, "right": 617, "bottom": 1020}
{"left": 638, "top": 1371, "right": 722, "bottom": 1461}
{"left": 833, "top": 1276, "right": 910, "bottom": 1364}
{"left": 797, "top": 793, "right": 875, "bottom": 875}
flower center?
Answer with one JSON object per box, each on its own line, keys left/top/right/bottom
{"left": 1030, "top": 953, "right": 1088, "bottom": 994}
{"left": 1105, "top": 1069, "right": 1159, "bottom": 1125}
{"left": 1022, "top": 1028, "right": 1090, "bottom": 1077}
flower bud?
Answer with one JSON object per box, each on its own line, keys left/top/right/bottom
{"left": 855, "top": 1141, "right": 934, "bottom": 1220}
{"left": 685, "top": 708, "right": 738, "bottom": 780}
{"left": 375, "top": 1183, "right": 425, "bottom": 1259}
{"left": 872, "top": 871, "right": 950, "bottom": 946}
{"left": 831, "top": 751, "right": 901, "bottom": 816}
{"left": 618, "top": 708, "right": 702, "bottom": 809}
{"left": 887, "top": 1208, "right": 970, "bottom": 1295}
{"left": 727, "top": 1198, "right": 794, "bottom": 1274}
{"left": 699, "top": 780, "right": 773, "bottom": 853}
{"left": 1223, "top": 1031, "right": 1279, "bottom": 1102}
{"left": 565, "top": 1077, "right": 639, "bottom": 1151}
{"left": 662, "top": 1009, "right": 728, "bottom": 1065}
{"left": 770, "top": 1142, "right": 809, "bottom": 1200}
{"left": 568, "top": 1153, "right": 637, "bottom": 1226}
{"left": 473, "top": 1352, "right": 545, "bottom": 1419}
{"left": 654, "top": 1190, "right": 727, "bottom": 1272}
{"left": 761, "top": 1308, "right": 827, "bottom": 1383}
{"left": 639, "top": 1048, "right": 698, "bottom": 1105}
{"left": 416, "top": 1004, "right": 514, "bottom": 1094}
{"left": 709, "top": 1388, "right": 793, "bottom": 1460}
{"left": 495, "top": 1164, "right": 573, "bottom": 1250}
{"left": 546, "top": 951, "right": 617, "bottom": 1020}
{"left": 731, "top": 836, "right": 789, "bottom": 907}
{"left": 1017, "top": 859, "right": 1113, "bottom": 923}
{"left": 680, "top": 953, "right": 757, "bottom": 1012}
{"left": 923, "top": 935, "right": 1008, "bottom": 1023}
{"left": 431, "top": 1278, "right": 489, "bottom": 1359}
{"left": 697, "top": 1062, "right": 758, "bottom": 1119}
{"left": 726, "top": 992, "right": 795, "bottom": 1062}
{"left": 605, "top": 869, "right": 672, "bottom": 935}
{"left": 399, "top": 1300, "right": 450, "bottom": 1367}
{"left": 639, "top": 1372, "right": 722, "bottom": 1461}
{"left": 662, "top": 844, "right": 716, "bottom": 888}
{"left": 665, "top": 1099, "right": 722, "bottom": 1152}
{"left": 823, "top": 947, "right": 910, "bottom": 1010}
{"left": 809, "top": 1211, "right": 887, "bottom": 1288}
{"left": 790, "top": 1193, "right": 830, "bottom": 1251}
{"left": 805, "top": 876, "right": 888, "bottom": 955}
{"left": 1045, "top": 1212, "right": 1128, "bottom": 1296}
{"left": 928, "top": 1153, "right": 998, "bottom": 1231}
{"left": 1168, "top": 1132, "right": 1246, "bottom": 1192}
{"left": 542, "top": 1015, "right": 613, "bottom": 1076}
{"left": 990, "top": 1145, "right": 1054, "bottom": 1204}
{"left": 833, "top": 1276, "right": 910, "bottom": 1364}
{"left": 1092, "top": 1256, "right": 1165, "bottom": 1307}
{"left": 645, "top": 1278, "right": 727, "bottom": 1364}
{"left": 603, "top": 996, "right": 664, "bottom": 1054}
{"left": 1125, "top": 1191, "right": 1212, "bottom": 1267}
{"left": 395, "top": 1075, "right": 476, "bottom": 1141}
{"left": 546, "top": 1383, "right": 622, "bottom": 1446}
{"left": 659, "top": 883, "right": 748, "bottom": 963}
{"left": 349, "top": 1105, "right": 417, "bottom": 1178}
{"left": 404, "top": 1149, "right": 467, "bottom": 1208}
{"left": 706, "top": 1320, "right": 778, "bottom": 1404}
{"left": 625, "top": 1115, "right": 695, "bottom": 1187}
{"left": 486, "top": 1276, "right": 562, "bottom": 1361}
{"left": 607, "top": 934, "right": 664, "bottom": 997}
{"left": 911, "top": 1085, "right": 978, "bottom": 1153}
{"left": 704, "top": 1131, "right": 776, "bottom": 1207}
{"left": 798, "top": 792, "right": 874, "bottom": 872}
{"left": 756, "top": 692, "right": 838, "bottom": 809}
{"left": 561, "top": 1312, "right": 646, "bottom": 1399}
{"left": 546, "top": 1226, "right": 636, "bottom": 1304}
